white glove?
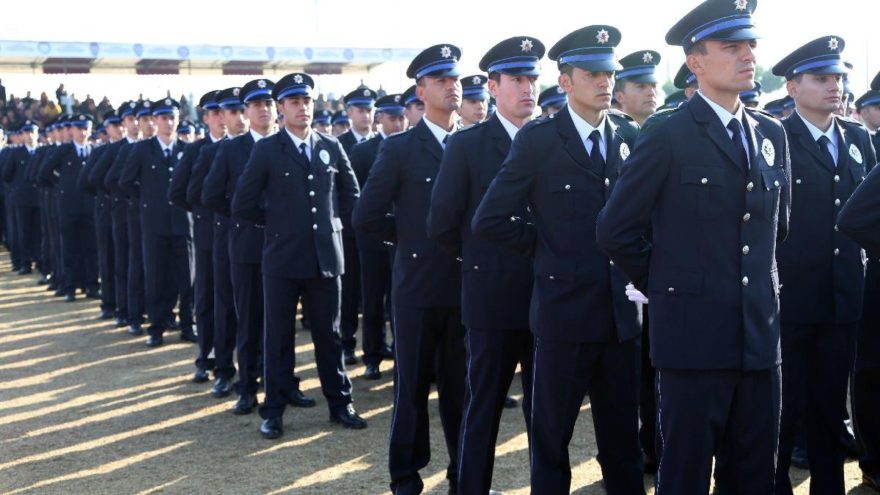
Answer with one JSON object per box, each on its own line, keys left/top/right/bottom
{"left": 625, "top": 283, "right": 649, "bottom": 304}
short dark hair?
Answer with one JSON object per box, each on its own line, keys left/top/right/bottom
{"left": 559, "top": 65, "right": 575, "bottom": 78}
{"left": 488, "top": 72, "right": 501, "bottom": 84}
{"left": 687, "top": 40, "right": 707, "bottom": 56}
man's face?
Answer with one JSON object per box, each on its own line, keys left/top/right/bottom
{"left": 688, "top": 39, "right": 757, "bottom": 94}
{"left": 332, "top": 122, "right": 350, "bottom": 136}
{"left": 105, "top": 123, "right": 123, "bottom": 141}
{"left": 788, "top": 73, "right": 843, "bottom": 116}
{"left": 179, "top": 132, "right": 195, "bottom": 144}
{"left": 279, "top": 96, "right": 313, "bottom": 131}
{"left": 312, "top": 122, "right": 332, "bottom": 134}
{"left": 560, "top": 68, "right": 614, "bottom": 114}
{"left": 246, "top": 99, "right": 276, "bottom": 133}
{"left": 348, "top": 105, "right": 373, "bottom": 134}
{"left": 138, "top": 116, "right": 156, "bottom": 138}
{"left": 377, "top": 113, "right": 406, "bottom": 135}
{"left": 458, "top": 98, "right": 488, "bottom": 125}
{"left": 416, "top": 76, "right": 462, "bottom": 113}
{"left": 489, "top": 74, "right": 538, "bottom": 121}
{"left": 405, "top": 102, "right": 425, "bottom": 127}
{"left": 154, "top": 113, "right": 179, "bottom": 137}
{"left": 204, "top": 108, "right": 226, "bottom": 137}
{"left": 615, "top": 81, "right": 658, "bottom": 120}
{"left": 122, "top": 115, "right": 138, "bottom": 137}
{"left": 859, "top": 105, "right": 880, "bottom": 130}
{"left": 71, "top": 126, "right": 90, "bottom": 143}
{"left": 22, "top": 129, "right": 37, "bottom": 147}
{"left": 222, "top": 108, "right": 247, "bottom": 136}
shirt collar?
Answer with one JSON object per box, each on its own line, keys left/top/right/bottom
{"left": 421, "top": 116, "right": 455, "bottom": 147}
{"left": 74, "top": 141, "right": 90, "bottom": 153}
{"left": 567, "top": 105, "right": 606, "bottom": 144}
{"left": 495, "top": 111, "right": 523, "bottom": 141}
{"left": 350, "top": 128, "right": 372, "bottom": 142}
{"left": 285, "top": 127, "right": 314, "bottom": 150}
{"left": 157, "top": 137, "right": 176, "bottom": 153}
{"left": 697, "top": 91, "right": 745, "bottom": 130}
{"left": 209, "top": 132, "right": 225, "bottom": 143}
{"left": 250, "top": 128, "right": 271, "bottom": 144}
{"left": 796, "top": 110, "right": 838, "bottom": 145}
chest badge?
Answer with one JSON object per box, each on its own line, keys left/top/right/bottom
{"left": 761, "top": 138, "right": 775, "bottom": 165}
{"left": 319, "top": 149, "right": 330, "bottom": 165}
{"left": 619, "top": 142, "right": 630, "bottom": 160}
{"left": 849, "top": 144, "right": 863, "bottom": 164}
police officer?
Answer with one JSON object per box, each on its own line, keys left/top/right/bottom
{"left": 39, "top": 114, "right": 100, "bottom": 302}
{"left": 232, "top": 72, "right": 365, "bottom": 440}
{"left": 1, "top": 121, "right": 40, "bottom": 276}
{"left": 337, "top": 86, "right": 379, "bottom": 365}
{"left": 673, "top": 62, "right": 700, "bottom": 100}
{"left": 188, "top": 87, "right": 245, "bottom": 396}
{"left": 538, "top": 85, "right": 567, "bottom": 117}
{"left": 29, "top": 119, "right": 59, "bottom": 287}
{"left": 428, "top": 35, "right": 543, "bottom": 494}
{"left": 352, "top": 44, "right": 466, "bottom": 494}
{"left": 348, "top": 94, "right": 405, "bottom": 379}
{"left": 1, "top": 128, "right": 22, "bottom": 272}
{"left": 34, "top": 118, "right": 66, "bottom": 293}
{"left": 90, "top": 101, "right": 140, "bottom": 330}
{"left": 401, "top": 85, "right": 424, "bottom": 128}
{"left": 595, "top": 0, "right": 791, "bottom": 491}
{"left": 740, "top": 81, "right": 762, "bottom": 109}
{"left": 472, "top": 26, "right": 643, "bottom": 494}
{"left": 458, "top": 74, "right": 489, "bottom": 127}
{"left": 168, "top": 91, "right": 225, "bottom": 382}
{"left": 177, "top": 121, "right": 196, "bottom": 144}
{"left": 312, "top": 109, "right": 333, "bottom": 134}
{"left": 119, "top": 98, "right": 194, "bottom": 347}
{"left": 331, "top": 110, "right": 351, "bottom": 137}
{"left": 614, "top": 50, "right": 662, "bottom": 125}
{"left": 855, "top": 80, "right": 880, "bottom": 150}
{"left": 770, "top": 36, "right": 875, "bottom": 495}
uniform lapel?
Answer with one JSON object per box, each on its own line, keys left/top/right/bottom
{"left": 788, "top": 113, "right": 834, "bottom": 174}
{"left": 835, "top": 118, "right": 852, "bottom": 170}
{"left": 744, "top": 111, "right": 765, "bottom": 168}
{"left": 414, "top": 120, "right": 443, "bottom": 162}
{"left": 487, "top": 114, "right": 511, "bottom": 160}
{"left": 688, "top": 94, "right": 744, "bottom": 171}
{"left": 555, "top": 106, "right": 591, "bottom": 171}
{"left": 278, "top": 128, "right": 310, "bottom": 169}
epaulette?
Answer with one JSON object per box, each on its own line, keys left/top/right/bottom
{"left": 744, "top": 107, "right": 775, "bottom": 120}
{"left": 608, "top": 108, "right": 635, "bottom": 122}
{"left": 640, "top": 106, "right": 681, "bottom": 133}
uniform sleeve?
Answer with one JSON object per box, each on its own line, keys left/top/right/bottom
{"left": 187, "top": 146, "right": 211, "bottom": 207}
{"left": 0, "top": 151, "right": 14, "bottom": 183}
{"left": 168, "top": 142, "right": 196, "bottom": 211}
{"left": 105, "top": 146, "right": 131, "bottom": 196}
{"left": 89, "top": 146, "right": 114, "bottom": 193}
{"left": 777, "top": 127, "right": 792, "bottom": 243}
{"left": 37, "top": 146, "right": 62, "bottom": 187}
{"left": 201, "top": 142, "right": 231, "bottom": 216}
{"left": 117, "top": 144, "right": 141, "bottom": 198}
{"left": 426, "top": 133, "right": 468, "bottom": 257}
{"left": 231, "top": 144, "right": 268, "bottom": 226}
{"left": 351, "top": 139, "right": 398, "bottom": 243}
{"left": 334, "top": 139, "right": 360, "bottom": 227}
{"left": 838, "top": 137, "right": 880, "bottom": 251}
{"left": 595, "top": 123, "right": 672, "bottom": 291}
{"left": 471, "top": 129, "right": 537, "bottom": 258}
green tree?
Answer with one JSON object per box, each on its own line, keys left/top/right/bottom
{"left": 756, "top": 65, "right": 785, "bottom": 93}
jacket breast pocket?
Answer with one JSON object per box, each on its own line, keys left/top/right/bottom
{"left": 681, "top": 167, "right": 726, "bottom": 220}
{"left": 546, "top": 175, "right": 586, "bottom": 218}
{"left": 761, "top": 169, "right": 786, "bottom": 219}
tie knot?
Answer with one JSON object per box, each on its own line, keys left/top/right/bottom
{"left": 727, "top": 119, "right": 743, "bottom": 136}
{"left": 589, "top": 129, "right": 601, "bottom": 141}
{"left": 818, "top": 135, "right": 831, "bottom": 146}
{"left": 299, "top": 142, "right": 307, "bottom": 152}
{"left": 443, "top": 134, "right": 450, "bottom": 145}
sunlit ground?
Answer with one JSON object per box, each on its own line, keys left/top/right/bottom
{"left": 0, "top": 252, "right": 874, "bottom": 494}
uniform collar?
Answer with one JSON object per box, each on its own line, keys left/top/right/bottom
{"left": 795, "top": 110, "right": 838, "bottom": 145}
{"left": 350, "top": 128, "right": 372, "bottom": 142}
{"left": 696, "top": 90, "right": 745, "bottom": 130}
{"left": 250, "top": 128, "right": 272, "bottom": 144}
{"left": 567, "top": 105, "right": 606, "bottom": 144}
{"left": 421, "top": 115, "right": 455, "bottom": 147}
{"left": 495, "top": 111, "right": 523, "bottom": 141}
{"left": 285, "top": 127, "right": 315, "bottom": 150}
{"left": 157, "top": 136, "right": 177, "bottom": 153}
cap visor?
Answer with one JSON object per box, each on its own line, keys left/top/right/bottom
{"left": 714, "top": 28, "right": 760, "bottom": 42}
{"left": 568, "top": 60, "right": 623, "bottom": 72}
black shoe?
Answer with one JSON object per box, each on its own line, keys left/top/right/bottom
{"left": 37, "top": 275, "right": 49, "bottom": 285}
{"left": 380, "top": 345, "right": 395, "bottom": 361}
{"left": 288, "top": 389, "right": 316, "bottom": 408}
{"left": 504, "top": 396, "right": 518, "bottom": 409}
{"left": 344, "top": 349, "right": 358, "bottom": 366}
{"left": 212, "top": 378, "right": 232, "bottom": 398}
{"left": 864, "top": 472, "right": 880, "bottom": 493}
{"left": 260, "top": 417, "right": 283, "bottom": 439}
{"left": 85, "top": 290, "right": 101, "bottom": 299}
{"left": 363, "top": 364, "right": 382, "bottom": 380}
{"left": 99, "top": 310, "right": 114, "bottom": 319}
{"left": 192, "top": 368, "right": 210, "bottom": 383}
{"left": 18, "top": 267, "right": 32, "bottom": 275}
{"left": 791, "top": 445, "right": 809, "bottom": 469}
{"left": 128, "top": 324, "right": 143, "bottom": 336}
{"left": 115, "top": 317, "right": 127, "bottom": 328}
{"left": 146, "top": 334, "right": 163, "bottom": 347}
{"left": 47, "top": 283, "right": 57, "bottom": 291}
{"left": 233, "top": 394, "right": 258, "bottom": 415}
{"left": 330, "top": 404, "right": 367, "bottom": 429}
{"left": 180, "top": 328, "right": 197, "bottom": 343}
{"left": 64, "top": 293, "right": 76, "bottom": 302}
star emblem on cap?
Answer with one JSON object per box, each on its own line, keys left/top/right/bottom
{"left": 596, "top": 29, "right": 610, "bottom": 44}
{"left": 165, "top": 98, "right": 172, "bottom": 105}
{"left": 129, "top": 102, "right": 136, "bottom": 108}
{"left": 363, "top": 89, "right": 371, "bottom": 96}
{"left": 257, "top": 80, "right": 267, "bottom": 88}
{"left": 557, "top": 87, "right": 565, "bottom": 94}
{"left": 144, "top": 101, "right": 151, "bottom": 107}
{"left": 828, "top": 37, "right": 839, "bottom": 51}
{"left": 294, "top": 74, "right": 304, "bottom": 84}
{"left": 394, "top": 95, "right": 401, "bottom": 102}
{"left": 733, "top": 0, "right": 748, "bottom": 10}
{"left": 440, "top": 45, "right": 452, "bottom": 59}
{"left": 79, "top": 115, "right": 86, "bottom": 121}
{"left": 472, "top": 76, "right": 482, "bottom": 85}
{"left": 232, "top": 88, "right": 240, "bottom": 96}
{"left": 521, "top": 39, "right": 534, "bottom": 53}
{"left": 642, "top": 52, "right": 654, "bottom": 64}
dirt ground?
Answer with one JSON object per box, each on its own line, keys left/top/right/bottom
{"left": 0, "top": 255, "right": 875, "bottom": 495}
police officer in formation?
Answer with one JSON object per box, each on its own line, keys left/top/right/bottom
{"left": 4, "top": 0, "right": 880, "bottom": 492}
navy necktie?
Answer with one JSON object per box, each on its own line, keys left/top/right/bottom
{"left": 299, "top": 142, "right": 308, "bottom": 161}
{"left": 727, "top": 119, "right": 750, "bottom": 175}
{"left": 588, "top": 130, "right": 605, "bottom": 174}
{"left": 817, "top": 135, "right": 836, "bottom": 168}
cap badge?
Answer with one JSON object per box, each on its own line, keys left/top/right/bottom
{"left": 144, "top": 101, "right": 151, "bottom": 107}
{"left": 293, "top": 74, "right": 304, "bottom": 84}
{"left": 394, "top": 95, "right": 401, "bottom": 102}
{"left": 734, "top": 0, "right": 748, "bottom": 11}
{"left": 257, "top": 80, "right": 267, "bottom": 88}
{"left": 363, "top": 89, "right": 371, "bottom": 96}
{"left": 828, "top": 37, "right": 839, "bottom": 51}
{"left": 557, "top": 86, "right": 565, "bottom": 94}
{"left": 472, "top": 76, "right": 482, "bottom": 85}
{"left": 596, "top": 29, "right": 610, "bottom": 44}
{"left": 440, "top": 46, "right": 452, "bottom": 59}
{"left": 232, "top": 88, "right": 240, "bottom": 97}
{"left": 521, "top": 39, "right": 533, "bottom": 53}
{"left": 642, "top": 52, "right": 654, "bottom": 64}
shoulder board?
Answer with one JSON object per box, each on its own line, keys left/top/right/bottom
{"left": 608, "top": 108, "right": 635, "bottom": 122}
{"left": 836, "top": 115, "right": 867, "bottom": 128}
{"left": 385, "top": 128, "right": 411, "bottom": 141}
{"left": 641, "top": 107, "right": 681, "bottom": 133}
{"left": 744, "top": 107, "right": 775, "bottom": 120}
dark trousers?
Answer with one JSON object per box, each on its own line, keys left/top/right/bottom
{"left": 39, "top": 194, "right": 52, "bottom": 275}
{"left": 776, "top": 323, "right": 857, "bottom": 495}
{"left": 15, "top": 204, "right": 39, "bottom": 269}
{"left": 457, "top": 327, "right": 533, "bottom": 495}
{"left": 126, "top": 205, "right": 144, "bottom": 324}
{"left": 259, "top": 274, "right": 351, "bottom": 419}
{"left": 49, "top": 197, "right": 63, "bottom": 283}
{"left": 531, "top": 337, "right": 643, "bottom": 495}
{"left": 389, "top": 305, "right": 466, "bottom": 495}
{"left": 339, "top": 235, "right": 361, "bottom": 353}
{"left": 212, "top": 244, "right": 237, "bottom": 379}
{"left": 141, "top": 231, "right": 192, "bottom": 337}
{"left": 94, "top": 201, "right": 115, "bottom": 313}
{"left": 110, "top": 203, "right": 128, "bottom": 320}
{"left": 232, "top": 262, "right": 263, "bottom": 395}
{"left": 655, "top": 367, "right": 780, "bottom": 495}
{"left": 193, "top": 247, "right": 215, "bottom": 371}
{"left": 853, "top": 293, "right": 880, "bottom": 478}
{"left": 359, "top": 248, "right": 393, "bottom": 367}
{"left": 639, "top": 311, "right": 657, "bottom": 462}
{"left": 60, "top": 213, "right": 98, "bottom": 294}
{"left": 5, "top": 192, "right": 20, "bottom": 268}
